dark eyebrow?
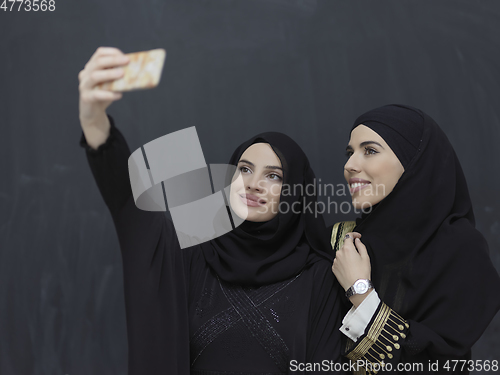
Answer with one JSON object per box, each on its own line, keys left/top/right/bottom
{"left": 265, "top": 165, "right": 284, "bottom": 172}
{"left": 238, "top": 159, "right": 254, "bottom": 166}
{"left": 345, "top": 141, "right": 385, "bottom": 151}
{"left": 238, "top": 159, "right": 283, "bottom": 172}
{"left": 361, "top": 141, "right": 385, "bottom": 149}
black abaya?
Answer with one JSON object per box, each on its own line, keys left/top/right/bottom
{"left": 79, "top": 115, "right": 346, "bottom": 375}
{"left": 333, "top": 105, "right": 500, "bottom": 374}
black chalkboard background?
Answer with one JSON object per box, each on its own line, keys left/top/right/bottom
{"left": 1, "top": 1, "right": 499, "bottom": 374}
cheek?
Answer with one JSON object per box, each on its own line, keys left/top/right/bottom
{"left": 230, "top": 174, "right": 245, "bottom": 194}
{"left": 268, "top": 182, "right": 282, "bottom": 202}
{"left": 377, "top": 160, "right": 403, "bottom": 192}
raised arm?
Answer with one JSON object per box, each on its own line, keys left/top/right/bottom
{"left": 77, "top": 46, "right": 180, "bottom": 282}
{"left": 78, "top": 46, "right": 129, "bottom": 149}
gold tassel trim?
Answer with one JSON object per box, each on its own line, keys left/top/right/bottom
{"left": 346, "top": 302, "right": 409, "bottom": 365}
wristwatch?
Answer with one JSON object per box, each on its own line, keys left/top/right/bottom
{"left": 345, "top": 279, "right": 374, "bottom": 298}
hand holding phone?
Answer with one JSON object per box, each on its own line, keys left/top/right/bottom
{"left": 78, "top": 47, "right": 167, "bottom": 149}
{"left": 96, "top": 48, "right": 167, "bottom": 92}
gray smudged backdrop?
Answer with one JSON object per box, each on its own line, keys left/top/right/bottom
{"left": 1, "top": 1, "right": 500, "bottom": 374}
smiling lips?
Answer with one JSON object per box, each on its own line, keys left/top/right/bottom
{"left": 239, "top": 194, "right": 266, "bottom": 207}
{"left": 349, "top": 178, "right": 371, "bottom": 194}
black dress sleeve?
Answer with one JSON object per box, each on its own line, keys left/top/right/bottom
{"left": 343, "top": 303, "right": 477, "bottom": 374}
{"left": 79, "top": 115, "right": 173, "bottom": 285}
{"left": 79, "top": 115, "right": 133, "bottom": 213}
{"left": 79, "top": 115, "right": 191, "bottom": 374}
{"left": 306, "top": 266, "right": 349, "bottom": 374}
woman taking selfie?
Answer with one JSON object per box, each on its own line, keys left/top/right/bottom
{"left": 78, "top": 47, "right": 346, "bottom": 375}
{"left": 331, "top": 104, "right": 500, "bottom": 374}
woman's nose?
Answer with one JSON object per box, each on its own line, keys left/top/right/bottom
{"left": 344, "top": 155, "right": 360, "bottom": 173}
{"left": 246, "top": 174, "right": 262, "bottom": 191}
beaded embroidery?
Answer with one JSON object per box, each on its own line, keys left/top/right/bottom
{"left": 190, "top": 273, "right": 301, "bottom": 370}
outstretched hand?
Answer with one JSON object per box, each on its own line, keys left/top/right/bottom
{"left": 78, "top": 47, "right": 130, "bottom": 149}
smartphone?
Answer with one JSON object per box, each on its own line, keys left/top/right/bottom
{"left": 97, "top": 48, "right": 167, "bottom": 92}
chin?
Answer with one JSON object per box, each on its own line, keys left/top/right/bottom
{"left": 352, "top": 197, "right": 383, "bottom": 211}
{"left": 246, "top": 205, "right": 280, "bottom": 222}
{"left": 246, "top": 215, "right": 265, "bottom": 223}
{"left": 245, "top": 207, "right": 273, "bottom": 222}
{"left": 352, "top": 199, "right": 373, "bottom": 211}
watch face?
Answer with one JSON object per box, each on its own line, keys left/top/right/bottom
{"left": 354, "top": 280, "right": 368, "bottom": 294}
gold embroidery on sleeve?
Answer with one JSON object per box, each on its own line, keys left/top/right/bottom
{"left": 346, "top": 303, "right": 410, "bottom": 373}
{"left": 330, "top": 221, "right": 357, "bottom": 252}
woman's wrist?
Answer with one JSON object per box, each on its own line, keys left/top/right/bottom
{"left": 349, "top": 288, "right": 374, "bottom": 308}
{"left": 81, "top": 113, "right": 111, "bottom": 150}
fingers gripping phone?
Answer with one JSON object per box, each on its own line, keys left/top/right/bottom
{"left": 97, "top": 48, "right": 166, "bottom": 92}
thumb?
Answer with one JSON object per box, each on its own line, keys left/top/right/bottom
{"left": 355, "top": 238, "right": 369, "bottom": 259}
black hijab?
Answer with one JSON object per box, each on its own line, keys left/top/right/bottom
{"left": 202, "top": 132, "right": 333, "bottom": 286}
{"left": 351, "top": 104, "right": 500, "bottom": 358}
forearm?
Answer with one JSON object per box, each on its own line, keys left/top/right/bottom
{"left": 80, "top": 111, "right": 111, "bottom": 150}
{"left": 79, "top": 114, "right": 133, "bottom": 213}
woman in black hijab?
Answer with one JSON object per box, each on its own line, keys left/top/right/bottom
{"left": 80, "top": 115, "right": 346, "bottom": 374}
{"left": 331, "top": 104, "right": 500, "bottom": 374}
